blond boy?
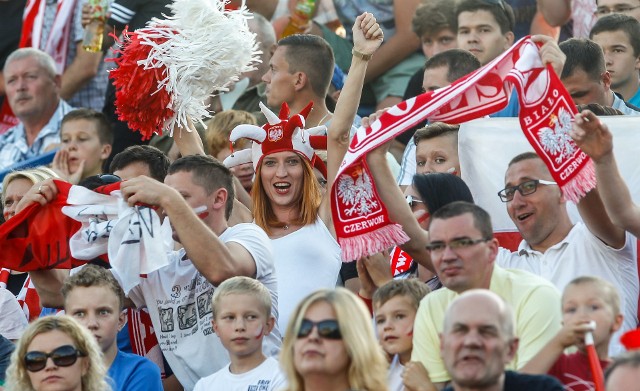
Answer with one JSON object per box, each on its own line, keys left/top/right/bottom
{"left": 373, "top": 279, "right": 432, "bottom": 391}
{"left": 522, "top": 276, "right": 624, "bottom": 387}
{"left": 193, "top": 277, "right": 285, "bottom": 391}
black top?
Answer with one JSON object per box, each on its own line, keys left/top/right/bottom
{"left": 443, "top": 370, "right": 564, "bottom": 391}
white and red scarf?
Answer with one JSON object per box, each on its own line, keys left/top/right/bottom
{"left": 0, "top": 0, "right": 76, "bottom": 133}
{"left": 332, "top": 36, "right": 595, "bottom": 262}
{"left": 0, "top": 269, "right": 41, "bottom": 321}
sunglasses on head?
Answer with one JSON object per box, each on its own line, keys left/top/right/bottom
{"left": 297, "top": 319, "right": 342, "bottom": 340}
{"left": 24, "top": 345, "right": 84, "bottom": 372}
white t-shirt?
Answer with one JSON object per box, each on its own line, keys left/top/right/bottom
{"left": 193, "top": 356, "right": 286, "bottom": 391}
{"left": 496, "top": 222, "right": 638, "bottom": 356}
{"left": 113, "top": 223, "right": 281, "bottom": 391}
{"left": 388, "top": 354, "right": 404, "bottom": 391}
{"left": 0, "top": 287, "right": 27, "bottom": 340}
{"left": 397, "top": 138, "right": 416, "bottom": 186}
{"left": 271, "top": 217, "right": 341, "bottom": 331}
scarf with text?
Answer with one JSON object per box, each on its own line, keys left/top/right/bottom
{"left": 332, "top": 36, "right": 595, "bottom": 262}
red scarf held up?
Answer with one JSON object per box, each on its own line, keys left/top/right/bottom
{"left": 332, "top": 36, "right": 595, "bottom": 262}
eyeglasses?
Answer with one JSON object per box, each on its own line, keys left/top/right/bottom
{"left": 297, "top": 319, "right": 342, "bottom": 340}
{"left": 425, "top": 237, "right": 491, "bottom": 253}
{"left": 497, "top": 179, "right": 557, "bottom": 202}
{"left": 596, "top": 5, "right": 640, "bottom": 16}
{"left": 24, "top": 345, "right": 84, "bottom": 372}
{"left": 405, "top": 195, "right": 424, "bottom": 209}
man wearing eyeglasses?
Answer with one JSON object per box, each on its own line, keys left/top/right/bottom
{"left": 496, "top": 151, "right": 637, "bottom": 356}
{"left": 596, "top": 0, "right": 640, "bottom": 21}
{"left": 411, "top": 201, "right": 561, "bottom": 389}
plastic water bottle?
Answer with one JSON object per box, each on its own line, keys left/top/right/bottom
{"left": 82, "top": 0, "right": 107, "bottom": 52}
{"left": 281, "top": 0, "right": 317, "bottom": 38}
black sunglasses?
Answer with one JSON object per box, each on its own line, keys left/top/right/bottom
{"left": 97, "top": 174, "right": 122, "bottom": 184}
{"left": 297, "top": 319, "right": 342, "bottom": 340}
{"left": 24, "top": 345, "right": 84, "bottom": 372}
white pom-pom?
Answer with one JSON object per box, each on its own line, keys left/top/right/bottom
{"left": 136, "top": 0, "right": 260, "bottom": 135}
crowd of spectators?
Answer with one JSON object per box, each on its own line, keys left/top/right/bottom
{"left": 2, "top": 1, "right": 640, "bottom": 391}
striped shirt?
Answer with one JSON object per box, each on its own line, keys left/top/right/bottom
{"left": 0, "top": 100, "right": 74, "bottom": 171}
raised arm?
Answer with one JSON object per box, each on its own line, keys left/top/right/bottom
{"left": 364, "top": 142, "right": 434, "bottom": 273}
{"left": 536, "top": 0, "right": 572, "bottom": 27}
{"left": 521, "top": 319, "right": 595, "bottom": 374}
{"left": 571, "top": 110, "right": 640, "bottom": 237}
{"left": 320, "top": 12, "right": 383, "bottom": 229}
{"left": 363, "top": 0, "right": 421, "bottom": 84}
{"left": 60, "top": 42, "right": 103, "bottom": 101}
{"left": 120, "top": 176, "right": 257, "bottom": 285}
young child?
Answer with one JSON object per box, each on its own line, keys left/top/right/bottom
{"left": 61, "top": 265, "right": 162, "bottom": 391}
{"left": 193, "top": 276, "right": 285, "bottom": 391}
{"left": 373, "top": 279, "right": 432, "bottom": 391}
{"left": 522, "top": 276, "right": 624, "bottom": 388}
{"left": 53, "top": 109, "right": 113, "bottom": 184}
{"left": 205, "top": 110, "right": 255, "bottom": 193}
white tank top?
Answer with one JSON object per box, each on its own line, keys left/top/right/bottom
{"left": 271, "top": 217, "right": 341, "bottom": 330}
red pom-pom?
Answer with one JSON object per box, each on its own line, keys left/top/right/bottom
{"left": 109, "top": 28, "right": 174, "bottom": 140}
{"left": 621, "top": 329, "right": 640, "bottom": 351}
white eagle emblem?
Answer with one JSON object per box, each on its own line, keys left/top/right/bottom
{"left": 337, "top": 171, "right": 377, "bottom": 217}
{"left": 538, "top": 107, "right": 575, "bottom": 164}
{"left": 268, "top": 126, "right": 283, "bottom": 142}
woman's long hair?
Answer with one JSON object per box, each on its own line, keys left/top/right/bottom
{"left": 280, "top": 288, "right": 389, "bottom": 391}
{"left": 5, "top": 315, "right": 109, "bottom": 391}
{"left": 252, "top": 156, "right": 322, "bottom": 235}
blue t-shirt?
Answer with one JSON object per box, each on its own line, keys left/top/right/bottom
{"left": 491, "top": 89, "right": 520, "bottom": 117}
{"left": 0, "top": 335, "right": 14, "bottom": 384}
{"left": 628, "top": 88, "right": 640, "bottom": 107}
{"left": 108, "top": 350, "right": 163, "bottom": 391}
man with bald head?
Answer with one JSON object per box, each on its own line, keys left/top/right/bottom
{"left": 605, "top": 351, "right": 640, "bottom": 391}
{"left": 441, "top": 290, "right": 563, "bottom": 391}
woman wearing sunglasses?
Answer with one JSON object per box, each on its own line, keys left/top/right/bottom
{"left": 4, "top": 315, "right": 108, "bottom": 391}
{"left": 280, "top": 288, "right": 388, "bottom": 391}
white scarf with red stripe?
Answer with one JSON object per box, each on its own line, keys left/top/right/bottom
{"left": 20, "top": 0, "right": 76, "bottom": 73}
{"left": 331, "top": 36, "right": 595, "bottom": 262}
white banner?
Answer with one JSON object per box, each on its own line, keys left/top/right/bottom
{"left": 459, "top": 116, "right": 640, "bottom": 232}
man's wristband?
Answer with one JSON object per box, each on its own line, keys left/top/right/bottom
{"left": 352, "top": 48, "right": 373, "bottom": 61}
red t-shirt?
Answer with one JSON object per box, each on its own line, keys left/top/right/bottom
{"left": 548, "top": 351, "right": 610, "bottom": 391}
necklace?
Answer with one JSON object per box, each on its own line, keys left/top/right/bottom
{"left": 316, "top": 112, "right": 331, "bottom": 127}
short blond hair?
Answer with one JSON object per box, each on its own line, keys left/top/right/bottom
{"left": 373, "top": 279, "right": 430, "bottom": 311}
{"left": 205, "top": 110, "right": 255, "bottom": 158}
{"left": 211, "top": 276, "right": 272, "bottom": 319}
{"left": 564, "top": 276, "right": 621, "bottom": 316}
{"left": 2, "top": 166, "right": 58, "bottom": 206}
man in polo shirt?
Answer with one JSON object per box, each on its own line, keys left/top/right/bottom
{"left": 496, "top": 151, "right": 637, "bottom": 355}
{"left": 410, "top": 201, "right": 561, "bottom": 387}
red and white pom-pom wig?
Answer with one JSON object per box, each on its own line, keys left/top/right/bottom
{"left": 223, "top": 101, "right": 328, "bottom": 178}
